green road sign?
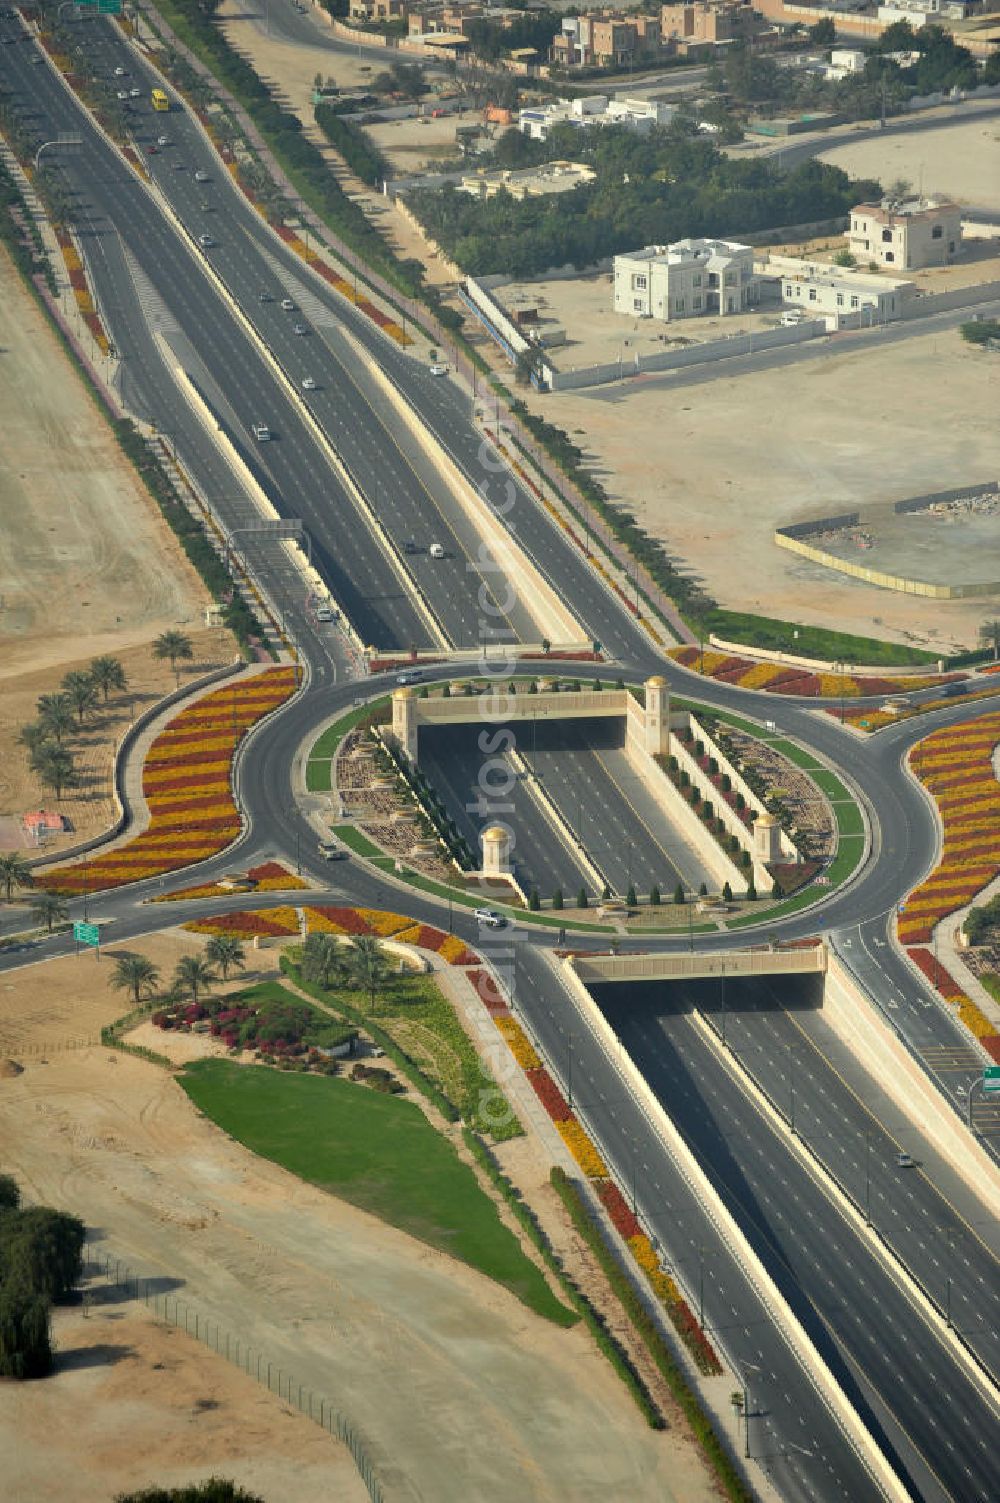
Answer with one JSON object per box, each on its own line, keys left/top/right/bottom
{"left": 73, "top": 921, "right": 100, "bottom": 948}
{"left": 98, "top": 0, "right": 123, "bottom": 12}
{"left": 984, "top": 1066, "right": 1000, "bottom": 1096}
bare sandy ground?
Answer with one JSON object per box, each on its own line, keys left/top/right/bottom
{"left": 0, "top": 628, "right": 233, "bottom": 858}
{"left": 6, "top": 1295, "right": 366, "bottom": 1503}
{"left": 818, "top": 117, "right": 1000, "bottom": 213}
{"left": 0, "top": 933, "right": 716, "bottom": 1503}
{"left": 524, "top": 327, "right": 1000, "bottom": 652}
{"left": 0, "top": 253, "right": 208, "bottom": 676}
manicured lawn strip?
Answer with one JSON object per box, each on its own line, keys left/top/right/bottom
{"left": 549, "top": 1169, "right": 752, "bottom": 1502}
{"left": 331, "top": 824, "right": 384, "bottom": 857}
{"left": 309, "top": 704, "right": 372, "bottom": 760}
{"left": 305, "top": 760, "right": 331, "bottom": 792}
{"left": 833, "top": 802, "right": 865, "bottom": 838}
{"left": 726, "top": 889, "right": 823, "bottom": 927}
{"left": 462, "top": 1131, "right": 667, "bottom": 1427}
{"left": 179, "top": 1059, "right": 574, "bottom": 1323}
{"left": 672, "top": 699, "right": 766, "bottom": 735}
{"left": 807, "top": 769, "right": 851, "bottom": 799}
{"left": 981, "top": 974, "right": 1000, "bottom": 1005}
{"left": 700, "top": 610, "right": 936, "bottom": 667}
{"left": 768, "top": 740, "right": 825, "bottom": 772}
{"left": 825, "top": 836, "right": 866, "bottom": 884}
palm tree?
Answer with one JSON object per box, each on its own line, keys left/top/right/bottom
{"left": 30, "top": 891, "right": 68, "bottom": 933}
{"left": 109, "top": 952, "right": 161, "bottom": 1008}
{"left": 173, "top": 954, "right": 216, "bottom": 1007}
{"left": 31, "top": 744, "right": 78, "bottom": 801}
{"left": 153, "top": 630, "right": 194, "bottom": 685}
{"left": 36, "top": 694, "right": 75, "bottom": 745}
{"left": 18, "top": 723, "right": 53, "bottom": 757}
{"left": 205, "top": 933, "right": 246, "bottom": 983}
{"left": 61, "top": 671, "right": 99, "bottom": 726}
{"left": 0, "top": 852, "right": 34, "bottom": 903}
{"left": 301, "top": 932, "right": 346, "bottom": 991}
{"left": 342, "top": 935, "right": 389, "bottom": 1015}
{"left": 90, "top": 656, "right": 127, "bottom": 705}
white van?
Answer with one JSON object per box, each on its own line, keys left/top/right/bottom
{"left": 251, "top": 423, "right": 270, "bottom": 442}
{"left": 780, "top": 309, "right": 807, "bottom": 326}
{"left": 428, "top": 542, "right": 446, "bottom": 559}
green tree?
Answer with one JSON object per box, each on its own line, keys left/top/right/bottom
{"left": 722, "top": 881, "right": 733, "bottom": 902}
{"left": 18, "top": 723, "right": 52, "bottom": 758}
{"left": 153, "top": 629, "right": 194, "bottom": 683}
{"left": 29, "top": 891, "right": 68, "bottom": 933}
{"left": 528, "top": 887, "right": 540, "bottom": 911}
{"left": 205, "top": 933, "right": 247, "bottom": 983}
{"left": 626, "top": 884, "right": 637, "bottom": 908}
{"left": 649, "top": 883, "right": 660, "bottom": 906}
{"left": 833, "top": 249, "right": 856, "bottom": 268}
{"left": 109, "top": 952, "right": 161, "bottom": 1009}
{"left": 673, "top": 882, "right": 685, "bottom": 905}
{"left": 577, "top": 887, "right": 589, "bottom": 909}
{"left": 0, "top": 1284, "right": 52, "bottom": 1380}
{"left": 551, "top": 888, "right": 563, "bottom": 910}
{"left": 90, "top": 655, "right": 128, "bottom": 704}
{"left": 746, "top": 881, "right": 757, "bottom": 901}
{"left": 808, "top": 16, "right": 835, "bottom": 43}
{"left": 36, "top": 694, "right": 75, "bottom": 745}
{"left": 0, "top": 852, "right": 34, "bottom": 903}
{"left": 772, "top": 878, "right": 783, "bottom": 899}
{"left": 115, "top": 1481, "right": 266, "bottom": 1502}
{"left": 61, "top": 670, "right": 99, "bottom": 726}
{"left": 0, "top": 1206, "right": 85, "bottom": 1302}
{"left": 0, "top": 1174, "right": 20, "bottom": 1211}
{"left": 301, "top": 932, "right": 345, "bottom": 990}
{"left": 173, "top": 954, "right": 216, "bottom": 1007}
{"left": 31, "top": 743, "right": 78, "bottom": 801}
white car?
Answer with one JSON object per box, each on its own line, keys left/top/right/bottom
{"left": 116, "top": 89, "right": 129, "bottom": 100}
{"left": 197, "top": 233, "right": 214, "bottom": 248}
{"left": 315, "top": 604, "right": 334, "bottom": 621}
{"left": 474, "top": 907, "right": 506, "bottom": 930}
{"left": 251, "top": 423, "right": 270, "bottom": 441}
{"left": 301, "top": 376, "right": 317, "bottom": 391}
{"left": 157, "top": 134, "right": 170, "bottom": 146}
{"left": 114, "top": 65, "right": 126, "bottom": 76}
{"left": 429, "top": 363, "right": 447, "bottom": 376}
{"left": 428, "top": 542, "right": 445, "bottom": 559}
{"left": 194, "top": 169, "right": 210, "bottom": 183}
{"left": 293, "top": 323, "right": 308, "bottom": 336}
{"left": 280, "top": 298, "right": 295, "bottom": 311}
{"left": 129, "top": 87, "right": 141, "bottom": 98}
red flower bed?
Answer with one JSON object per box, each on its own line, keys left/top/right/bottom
{"left": 526, "top": 1066, "right": 571, "bottom": 1122}
{"left": 307, "top": 906, "right": 371, "bottom": 935}
{"left": 597, "top": 1181, "right": 642, "bottom": 1240}
{"left": 187, "top": 910, "right": 299, "bottom": 936}
{"left": 908, "top": 947, "right": 956, "bottom": 992}
{"left": 982, "top": 1037, "right": 1000, "bottom": 1064}
{"left": 466, "top": 968, "right": 509, "bottom": 1013}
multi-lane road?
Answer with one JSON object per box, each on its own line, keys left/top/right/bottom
{"left": 4, "top": 13, "right": 1000, "bottom": 1502}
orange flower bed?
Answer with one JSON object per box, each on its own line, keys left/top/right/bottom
{"left": 897, "top": 712, "right": 1000, "bottom": 946}
{"left": 556, "top": 1119, "right": 607, "bottom": 1178}
{"left": 40, "top": 668, "right": 298, "bottom": 895}
{"left": 184, "top": 907, "right": 301, "bottom": 938}
{"left": 493, "top": 1016, "right": 542, "bottom": 1071}
{"left": 152, "top": 861, "right": 309, "bottom": 902}
{"left": 670, "top": 645, "right": 955, "bottom": 700}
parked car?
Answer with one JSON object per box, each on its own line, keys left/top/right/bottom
{"left": 474, "top": 908, "right": 506, "bottom": 929}
{"left": 428, "top": 542, "right": 446, "bottom": 559}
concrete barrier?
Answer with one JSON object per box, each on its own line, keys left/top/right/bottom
{"left": 706, "top": 635, "right": 943, "bottom": 677}
{"left": 337, "top": 327, "right": 583, "bottom": 647}
{"left": 824, "top": 953, "right": 1000, "bottom": 1222}
{"left": 570, "top": 945, "right": 826, "bottom": 984}
{"left": 774, "top": 531, "right": 1000, "bottom": 599}
{"left": 555, "top": 953, "right": 911, "bottom": 1503}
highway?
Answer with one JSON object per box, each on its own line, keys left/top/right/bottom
{"left": 593, "top": 978, "right": 1000, "bottom": 1503}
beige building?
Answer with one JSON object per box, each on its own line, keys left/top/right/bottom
{"left": 764, "top": 255, "right": 915, "bottom": 323}
{"left": 660, "top": 0, "right": 769, "bottom": 44}
{"left": 614, "top": 238, "right": 756, "bottom": 320}
{"left": 847, "top": 197, "right": 963, "bottom": 270}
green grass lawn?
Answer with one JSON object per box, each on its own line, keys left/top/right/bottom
{"left": 179, "top": 1059, "right": 576, "bottom": 1326}
{"left": 305, "top": 760, "right": 331, "bottom": 792}
{"left": 833, "top": 801, "right": 865, "bottom": 838}
{"left": 697, "top": 610, "right": 937, "bottom": 667}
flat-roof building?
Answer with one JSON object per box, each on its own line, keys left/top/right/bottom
{"left": 847, "top": 196, "right": 962, "bottom": 270}
{"left": 763, "top": 254, "right": 915, "bottom": 324}
{"left": 614, "top": 238, "right": 756, "bottom": 320}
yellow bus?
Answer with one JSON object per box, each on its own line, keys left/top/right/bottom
{"left": 151, "top": 88, "right": 170, "bottom": 112}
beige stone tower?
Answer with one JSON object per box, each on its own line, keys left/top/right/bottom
{"left": 754, "top": 810, "right": 782, "bottom": 864}
{"left": 644, "top": 675, "right": 671, "bottom": 756}
{"left": 391, "top": 687, "right": 418, "bottom": 763}
{"left": 481, "top": 824, "right": 512, "bottom": 877}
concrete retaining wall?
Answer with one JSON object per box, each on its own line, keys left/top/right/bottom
{"left": 706, "top": 634, "right": 942, "bottom": 676}
{"left": 823, "top": 954, "right": 1000, "bottom": 1222}
{"left": 556, "top": 954, "right": 908, "bottom": 1503}
{"left": 548, "top": 319, "right": 824, "bottom": 392}
{"left": 667, "top": 727, "right": 766, "bottom": 893}
{"left": 899, "top": 279, "right": 1000, "bottom": 320}
{"left": 774, "top": 530, "right": 1000, "bottom": 599}
{"left": 337, "top": 327, "right": 581, "bottom": 646}
{"left": 571, "top": 945, "right": 826, "bottom": 984}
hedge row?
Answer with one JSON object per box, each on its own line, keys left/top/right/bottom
{"left": 550, "top": 1168, "right": 753, "bottom": 1503}
{"left": 462, "top": 1130, "right": 663, "bottom": 1427}
{"left": 314, "top": 102, "right": 391, "bottom": 189}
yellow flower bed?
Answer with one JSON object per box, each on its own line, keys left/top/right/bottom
{"left": 494, "top": 1016, "right": 541, "bottom": 1071}
{"left": 628, "top": 1234, "right": 682, "bottom": 1304}
{"left": 556, "top": 1120, "right": 607, "bottom": 1178}
{"left": 959, "top": 999, "right": 995, "bottom": 1039}
{"left": 61, "top": 244, "right": 82, "bottom": 272}
{"left": 357, "top": 907, "right": 410, "bottom": 937}
{"left": 439, "top": 934, "right": 472, "bottom": 964}
{"left": 255, "top": 874, "right": 310, "bottom": 891}
{"left": 303, "top": 909, "right": 350, "bottom": 934}
{"left": 819, "top": 673, "right": 861, "bottom": 698}
{"left": 74, "top": 289, "right": 94, "bottom": 315}
{"left": 739, "top": 662, "right": 783, "bottom": 690}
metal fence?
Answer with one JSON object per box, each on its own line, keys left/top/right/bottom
{"left": 87, "top": 1247, "right": 384, "bottom": 1503}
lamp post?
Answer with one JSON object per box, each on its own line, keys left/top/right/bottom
{"left": 864, "top": 1130, "right": 872, "bottom": 1225}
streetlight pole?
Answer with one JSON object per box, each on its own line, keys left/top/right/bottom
{"left": 864, "top": 1130, "right": 872, "bottom": 1225}
{"left": 788, "top": 1039, "right": 796, "bottom": 1134}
